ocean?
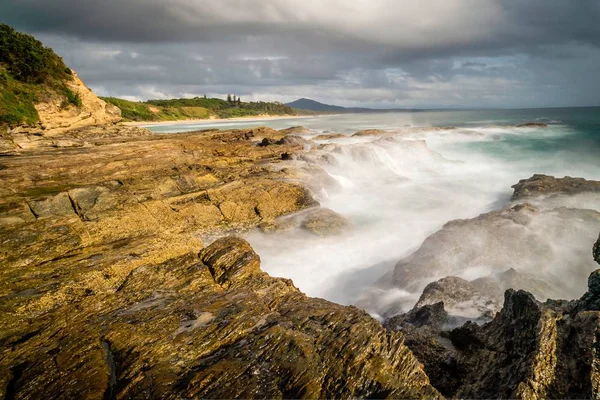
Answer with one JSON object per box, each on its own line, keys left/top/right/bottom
{"left": 146, "top": 108, "right": 600, "bottom": 314}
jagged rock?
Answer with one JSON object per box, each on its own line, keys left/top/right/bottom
{"left": 389, "top": 302, "right": 449, "bottom": 330}
{"left": 512, "top": 174, "right": 600, "bottom": 200}
{"left": 199, "top": 237, "right": 261, "bottom": 287}
{"left": 415, "top": 276, "right": 497, "bottom": 321}
{"left": 384, "top": 200, "right": 600, "bottom": 313}
{"left": 388, "top": 236, "right": 600, "bottom": 399}
{"left": 0, "top": 238, "right": 440, "bottom": 399}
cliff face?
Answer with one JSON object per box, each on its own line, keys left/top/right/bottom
{"left": 31, "top": 70, "right": 121, "bottom": 135}
{"left": 1, "top": 24, "right": 121, "bottom": 148}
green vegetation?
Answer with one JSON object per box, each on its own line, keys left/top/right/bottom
{"left": 62, "top": 87, "right": 82, "bottom": 108}
{"left": 0, "top": 67, "right": 39, "bottom": 125}
{"left": 104, "top": 95, "right": 300, "bottom": 122}
{"left": 0, "top": 23, "right": 79, "bottom": 126}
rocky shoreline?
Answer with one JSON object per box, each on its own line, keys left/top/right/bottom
{"left": 1, "top": 123, "right": 443, "bottom": 398}
{"left": 2, "top": 96, "right": 600, "bottom": 398}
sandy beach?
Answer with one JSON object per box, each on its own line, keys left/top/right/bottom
{"left": 122, "top": 114, "right": 318, "bottom": 127}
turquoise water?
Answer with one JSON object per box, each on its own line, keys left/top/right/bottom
{"left": 147, "top": 107, "right": 600, "bottom": 179}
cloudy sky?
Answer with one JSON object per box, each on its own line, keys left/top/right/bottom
{"left": 2, "top": 0, "right": 600, "bottom": 108}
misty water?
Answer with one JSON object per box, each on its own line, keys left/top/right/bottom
{"left": 147, "top": 108, "right": 600, "bottom": 318}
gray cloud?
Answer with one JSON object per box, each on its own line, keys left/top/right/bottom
{"left": 2, "top": 0, "right": 600, "bottom": 107}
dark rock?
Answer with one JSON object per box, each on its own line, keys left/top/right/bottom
{"left": 257, "top": 137, "right": 277, "bottom": 147}
{"left": 398, "top": 302, "right": 449, "bottom": 330}
{"left": 515, "top": 122, "right": 548, "bottom": 128}
{"left": 594, "top": 233, "right": 600, "bottom": 265}
{"left": 390, "top": 237, "right": 600, "bottom": 399}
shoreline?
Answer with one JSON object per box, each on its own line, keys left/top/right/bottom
{"left": 122, "top": 114, "right": 318, "bottom": 127}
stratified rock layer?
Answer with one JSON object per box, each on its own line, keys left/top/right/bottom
{"left": 0, "top": 126, "right": 440, "bottom": 399}
{"left": 0, "top": 237, "right": 439, "bottom": 399}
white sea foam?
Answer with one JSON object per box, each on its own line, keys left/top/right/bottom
{"left": 175, "top": 111, "right": 600, "bottom": 316}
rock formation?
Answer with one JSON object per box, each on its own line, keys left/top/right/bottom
{"left": 313, "top": 133, "right": 347, "bottom": 140}
{"left": 0, "top": 235, "right": 440, "bottom": 399}
{"left": 371, "top": 177, "right": 600, "bottom": 321}
{"left": 0, "top": 116, "right": 441, "bottom": 398}
{"left": 512, "top": 174, "right": 600, "bottom": 200}
{"left": 31, "top": 71, "right": 122, "bottom": 135}
{"left": 388, "top": 233, "right": 600, "bottom": 398}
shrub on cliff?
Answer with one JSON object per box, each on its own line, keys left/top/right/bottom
{"left": 0, "top": 24, "right": 69, "bottom": 84}
{"left": 0, "top": 24, "right": 78, "bottom": 126}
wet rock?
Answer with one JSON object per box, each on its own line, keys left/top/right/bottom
{"left": 512, "top": 174, "right": 600, "bottom": 200}
{"left": 257, "top": 137, "right": 277, "bottom": 147}
{"left": 515, "top": 122, "right": 548, "bottom": 128}
{"left": 258, "top": 207, "right": 350, "bottom": 237}
{"left": 313, "top": 133, "right": 346, "bottom": 140}
{"left": 299, "top": 208, "right": 350, "bottom": 236}
{"left": 390, "top": 302, "right": 449, "bottom": 330}
{"left": 384, "top": 198, "right": 600, "bottom": 310}
{"left": 415, "top": 276, "right": 498, "bottom": 321}
{"left": 276, "top": 135, "right": 314, "bottom": 148}
{"left": 279, "top": 126, "right": 310, "bottom": 135}
{"left": 388, "top": 236, "right": 600, "bottom": 399}
{"left": 352, "top": 129, "right": 389, "bottom": 137}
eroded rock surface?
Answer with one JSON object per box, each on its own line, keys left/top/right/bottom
{"left": 0, "top": 123, "right": 443, "bottom": 399}
{"left": 389, "top": 236, "right": 600, "bottom": 399}
{"left": 512, "top": 174, "right": 600, "bottom": 200}
{"left": 0, "top": 237, "right": 440, "bottom": 399}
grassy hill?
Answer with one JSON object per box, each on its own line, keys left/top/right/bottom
{"left": 0, "top": 24, "right": 81, "bottom": 127}
{"left": 102, "top": 96, "right": 302, "bottom": 122}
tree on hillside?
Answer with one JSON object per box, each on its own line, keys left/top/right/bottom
{"left": 237, "top": 97, "right": 242, "bottom": 106}
{"left": 227, "top": 94, "right": 232, "bottom": 103}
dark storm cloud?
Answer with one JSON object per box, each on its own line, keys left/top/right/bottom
{"left": 2, "top": 0, "right": 600, "bottom": 107}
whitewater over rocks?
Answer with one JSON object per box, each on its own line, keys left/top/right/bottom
{"left": 3, "top": 109, "right": 600, "bottom": 398}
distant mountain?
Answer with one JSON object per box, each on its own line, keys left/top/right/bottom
{"left": 286, "top": 98, "right": 416, "bottom": 113}
{"left": 286, "top": 98, "right": 374, "bottom": 113}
